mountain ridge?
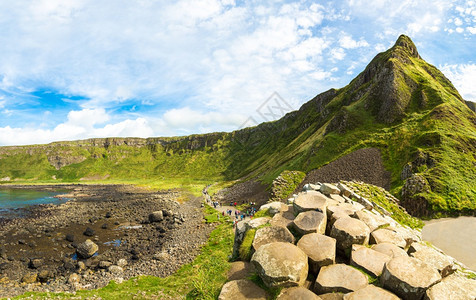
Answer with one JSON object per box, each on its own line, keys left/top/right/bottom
{"left": 1, "top": 35, "right": 475, "bottom": 217}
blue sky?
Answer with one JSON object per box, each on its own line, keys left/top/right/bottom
{"left": 0, "top": 0, "right": 475, "bottom": 146}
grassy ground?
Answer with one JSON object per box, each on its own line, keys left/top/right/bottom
{"left": 13, "top": 205, "right": 234, "bottom": 300}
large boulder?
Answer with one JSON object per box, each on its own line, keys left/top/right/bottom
{"left": 76, "top": 239, "right": 99, "bottom": 258}
{"left": 330, "top": 217, "right": 370, "bottom": 252}
{"left": 297, "top": 233, "right": 336, "bottom": 274}
{"left": 251, "top": 242, "right": 308, "bottom": 288}
{"left": 149, "top": 211, "right": 164, "bottom": 222}
{"left": 371, "top": 243, "right": 408, "bottom": 258}
{"left": 320, "top": 183, "right": 340, "bottom": 195}
{"left": 314, "top": 264, "right": 368, "bottom": 294}
{"left": 293, "top": 211, "right": 327, "bottom": 235}
{"left": 350, "top": 246, "right": 391, "bottom": 277}
{"left": 353, "top": 210, "right": 389, "bottom": 232}
{"left": 381, "top": 256, "right": 441, "bottom": 300}
{"left": 343, "top": 285, "right": 400, "bottom": 300}
{"left": 252, "top": 226, "right": 295, "bottom": 251}
{"left": 218, "top": 279, "right": 268, "bottom": 300}
{"left": 293, "top": 191, "right": 328, "bottom": 215}
{"left": 408, "top": 242, "right": 454, "bottom": 273}
{"left": 277, "top": 287, "right": 322, "bottom": 299}
{"left": 260, "top": 202, "right": 287, "bottom": 216}
{"left": 369, "top": 228, "right": 406, "bottom": 248}
{"left": 233, "top": 217, "right": 271, "bottom": 258}
{"left": 270, "top": 210, "right": 295, "bottom": 228}
{"left": 425, "top": 274, "right": 476, "bottom": 300}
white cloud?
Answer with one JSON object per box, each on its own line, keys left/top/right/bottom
{"left": 330, "top": 48, "right": 346, "bottom": 61}
{"left": 440, "top": 64, "right": 476, "bottom": 101}
{"left": 339, "top": 34, "right": 369, "bottom": 49}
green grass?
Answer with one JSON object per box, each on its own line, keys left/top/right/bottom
{"left": 14, "top": 204, "right": 234, "bottom": 300}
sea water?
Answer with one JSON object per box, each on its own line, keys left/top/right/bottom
{"left": 0, "top": 188, "right": 70, "bottom": 214}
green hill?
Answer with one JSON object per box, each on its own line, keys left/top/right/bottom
{"left": 1, "top": 35, "right": 475, "bottom": 216}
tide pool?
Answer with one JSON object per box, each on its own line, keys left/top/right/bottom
{"left": 0, "top": 188, "right": 70, "bottom": 211}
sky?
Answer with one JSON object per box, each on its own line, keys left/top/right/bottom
{"left": 0, "top": 0, "right": 475, "bottom": 146}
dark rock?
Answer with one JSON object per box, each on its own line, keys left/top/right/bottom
{"left": 76, "top": 239, "right": 99, "bottom": 258}
{"left": 105, "top": 211, "right": 112, "bottom": 218}
{"left": 83, "top": 227, "right": 95, "bottom": 236}
{"left": 101, "top": 223, "right": 108, "bottom": 229}
{"left": 29, "top": 258, "right": 44, "bottom": 269}
{"left": 65, "top": 234, "right": 75, "bottom": 242}
{"left": 18, "top": 239, "right": 26, "bottom": 245}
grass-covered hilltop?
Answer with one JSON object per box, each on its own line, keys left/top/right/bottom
{"left": 1, "top": 35, "right": 475, "bottom": 217}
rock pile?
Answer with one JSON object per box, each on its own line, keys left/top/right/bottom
{"left": 220, "top": 182, "right": 476, "bottom": 300}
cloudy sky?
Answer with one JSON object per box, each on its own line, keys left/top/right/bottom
{"left": 0, "top": 0, "right": 475, "bottom": 146}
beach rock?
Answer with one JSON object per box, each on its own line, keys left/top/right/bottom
{"left": 108, "top": 265, "right": 123, "bottom": 274}
{"left": 320, "top": 183, "right": 340, "bottom": 195}
{"left": 76, "top": 239, "right": 99, "bottom": 258}
{"left": 21, "top": 272, "right": 38, "bottom": 284}
{"left": 252, "top": 226, "right": 295, "bottom": 251}
{"left": 29, "top": 258, "right": 44, "bottom": 269}
{"left": 83, "top": 227, "right": 95, "bottom": 236}
{"left": 149, "top": 211, "right": 164, "bottom": 222}
{"left": 297, "top": 233, "right": 336, "bottom": 273}
{"left": 293, "top": 211, "right": 327, "bottom": 235}
{"left": 381, "top": 256, "right": 441, "bottom": 300}
{"left": 251, "top": 242, "right": 308, "bottom": 288}
{"left": 425, "top": 274, "right": 476, "bottom": 300}
{"left": 353, "top": 210, "right": 389, "bottom": 231}
{"left": 330, "top": 217, "right": 370, "bottom": 252}
{"left": 343, "top": 285, "right": 400, "bottom": 299}
{"left": 314, "top": 264, "right": 368, "bottom": 294}
{"left": 370, "top": 228, "right": 406, "bottom": 248}
{"left": 408, "top": 242, "right": 454, "bottom": 273}
{"left": 65, "top": 234, "right": 75, "bottom": 242}
{"left": 350, "top": 246, "right": 391, "bottom": 277}
{"left": 293, "top": 191, "right": 328, "bottom": 215}
{"left": 371, "top": 243, "right": 407, "bottom": 258}
{"left": 99, "top": 260, "right": 112, "bottom": 269}
{"left": 218, "top": 279, "right": 267, "bottom": 300}
{"left": 227, "top": 261, "right": 254, "bottom": 281}
{"left": 260, "top": 202, "right": 287, "bottom": 216}
{"left": 117, "top": 258, "right": 127, "bottom": 268}
{"left": 37, "top": 269, "right": 51, "bottom": 283}
{"left": 277, "top": 286, "right": 322, "bottom": 299}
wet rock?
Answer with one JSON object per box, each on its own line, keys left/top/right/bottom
{"left": 314, "top": 264, "right": 368, "bottom": 294}
{"left": 297, "top": 233, "right": 336, "bottom": 273}
{"left": 76, "top": 239, "right": 99, "bottom": 258}
{"left": 252, "top": 226, "right": 295, "bottom": 251}
{"left": 83, "top": 227, "right": 95, "bottom": 237}
{"left": 330, "top": 217, "right": 370, "bottom": 252}
{"left": 381, "top": 256, "right": 441, "bottom": 300}
{"left": 277, "top": 286, "right": 321, "bottom": 299}
{"left": 293, "top": 210, "right": 327, "bottom": 235}
{"left": 218, "top": 279, "right": 268, "bottom": 300}
{"left": 343, "top": 284, "right": 400, "bottom": 299}
{"left": 251, "top": 242, "right": 308, "bottom": 288}
{"left": 149, "top": 211, "right": 164, "bottom": 222}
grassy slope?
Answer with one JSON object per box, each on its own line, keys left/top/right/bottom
{"left": 1, "top": 36, "right": 475, "bottom": 215}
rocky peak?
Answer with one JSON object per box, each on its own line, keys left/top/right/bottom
{"left": 391, "top": 34, "right": 421, "bottom": 59}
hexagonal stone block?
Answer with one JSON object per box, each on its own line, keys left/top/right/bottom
{"left": 330, "top": 217, "right": 370, "bottom": 252}
{"left": 425, "top": 274, "right": 476, "bottom": 300}
{"left": 251, "top": 242, "right": 309, "bottom": 288}
{"left": 320, "top": 183, "right": 340, "bottom": 195}
{"left": 343, "top": 285, "right": 400, "bottom": 299}
{"left": 277, "top": 287, "right": 322, "bottom": 299}
{"left": 370, "top": 228, "right": 406, "bottom": 248}
{"left": 314, "top": 264, "right": 368, "bottom": 294}
{"left": 353, "top": 210, "right": 389, "bottom": 232}
{"left": 260, "top": 201, "right": 287, "bottom": 216}
{"left": 371, "top": 243, "right": 408, "bottom": 258}
{"left": 293, "top": 211, "right": 327, "bottom": 235}
{"left": 270, "top": 209, "right": 295, "bottom": 228}
{"left": 350, "top": 246, "right": 391, "bottom": 277}
{"left": 293, "top": 191, "right": 328, "bottom": 215}
{"left": 297, "top": 233, "right": 336, "bottom": 273}
{"left": 408, "top": 242, "right": 454, "bottom": 273}
{"left": 252, "top": 226, "right": 295, "bottom": 251}
{"left": 218, "top": 279, "right": 268, "bottom": 300}
{"left": 319, "top": 293, "right": 345, "bottom": 300}
{"left": 381, "top": 256, "right": 441, "bottom": 300}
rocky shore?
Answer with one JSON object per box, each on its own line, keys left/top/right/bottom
{"left": 220, "top": 182, "right": 476, "bottom": 299}
{"left": 0, "top": 185, "right": 214, "bottom": 298}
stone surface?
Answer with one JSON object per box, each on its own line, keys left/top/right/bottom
{"left": 227, "top": 261, "right": 254, "bottom": 281}
{"left": 330, "top": 217, "right": 370, "bottom": 252}
{"left": 218, "top": 279, "right": 268, "bottom": 300}
{"left": 260, "top": 201, "right": 287, "bottom": 216}
{"left": 319, "top": 293, "right": 344, "bottom": 300}
{"left": 370, "top": 228, "right": 406, "bottom": 248}
{"left": 67, "top": 273, "right": 80, "bottom": 284}
{"left": 277, "top": 287, "right": 322, "bottom": 299}
{"left": 251, "top": 242, "right": 309, "bottom": 288}
{"left": 270, "top": 210, "right": 295, "bottom": 228}
{"left": 343, "top": 285, "right": 400, "bottom": 300}
{"left": 293, "top": 191, "right": 328, "bottom": 214}
{"left": 371, "top": 243, "right": 407, "bottom": 258}
{"left": 320, "top": 183, "right": 340, "bottom": 195}
{"left": 353, "top": 210, "right": 389, "bottom": 232}
{"left": 381, "top": 256, "right": 441, "bottom": 300}
{"left": 337, "top": 183, "right": 352, "bottom": 197}
{"left": 76, "top": 239, "right": 99, "bottom": 258}
{"left": 293, "top": 211, "right": 327, "bottom": 235}
{"left": 297, "top": 233, "right": 336, "bottom": 273}
{"left": 425, "top": 274, "right": 476, "bottom": 300}
{"left": 149, "top": 211, "right": 164, "bottom": 222}
{"left": 408, "top": 242, "right": 454, "bottom": 273}
{"left": 252, "top": 226, "right": 295, "bottom": 251}
{"left": 21, "top": 272, "right": 37, "bottom": 284}
{"left": 313, "top": 264, "right": 368, "bottom": 294}
{"left": 350, "top": 246, "right": 391, "bottom": 277}
{"left": 233, "top": 217, "right": 271, "bottom": 258}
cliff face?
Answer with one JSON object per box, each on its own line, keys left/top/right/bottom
{"left": 1, "top": 35, "right": 475, "bottom": 216}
